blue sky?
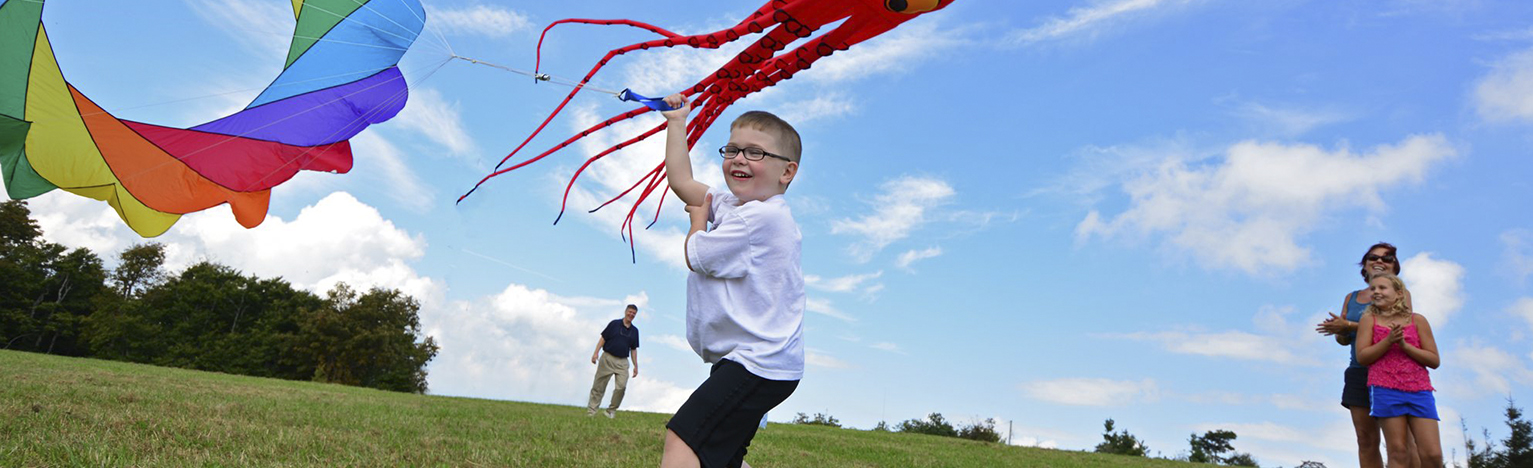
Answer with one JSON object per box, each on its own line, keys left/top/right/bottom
{"left": 14, "top": 0, "right": 1533, "bottom": 465}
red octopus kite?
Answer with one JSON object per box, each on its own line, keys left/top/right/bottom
{"left": 460, "top": 0, "right": 955, "bottom": 258}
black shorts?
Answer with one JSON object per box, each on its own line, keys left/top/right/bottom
{"left": 666, "top": 359, "right": 798, "bottom": 468}
{"left": 1341, "top": 366, "right": 1370, "bottom": 409}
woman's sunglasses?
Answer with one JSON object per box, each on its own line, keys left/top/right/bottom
{"left": 1364, "top": 254, "right": 1397, "bottom": 263}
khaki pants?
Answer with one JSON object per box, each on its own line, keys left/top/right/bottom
{"left": 588, "top": 352, "right": 630, "bottom": 411}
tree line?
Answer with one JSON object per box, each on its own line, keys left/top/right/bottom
{"left": 1, "top": 200, "right": 438, "bottom": 393}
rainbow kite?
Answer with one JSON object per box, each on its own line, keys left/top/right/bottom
{"left": 0, "top": 0, "right": 425, "bottom": 236}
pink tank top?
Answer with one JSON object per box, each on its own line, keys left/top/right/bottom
{"left": 1366, "top": 318, "right": 1433, "bottom": 392}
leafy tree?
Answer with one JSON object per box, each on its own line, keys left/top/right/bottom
{"left": 1189, "top": 429, "right": 1235, "bottom": 463}
{"left": 298, "top": 283, "right": 439, "bottom": 393}
{"left": 0, "top": 200, "right": 40, "bottom": 247}
{"left": 898, "top": 413, "right": 958, "bottom": 438}
{"left": 0, "top": 201, "right": 105, "bottom": 356}
{"left": 85, "top": 243, "right": 170, "bottom": 362}
{"left": 872, "top": 421, "right": 890, "bottom": 432}
{"left": 85, "top": 261, "right": 321, "bottom": 380}
{"left": 1095, "top": 419, "right": 1149, "bottom": 457}
{"left": 1189, "top": 429, "right": 1258, "bottom": 466}
{"left": 1297, "top": 462, "right": 1327, "bottom": 468}
{"left": 110, "top": 243, "right": 166, "bottom": 298}
{"left": 957, "top": 418, "right": 1002, "bottom": 443}
{"left": 792, "top": 412, "right": 841, "bottom": 427}
{"left": 29, "top": 247, "right": 106, "bottom": 355}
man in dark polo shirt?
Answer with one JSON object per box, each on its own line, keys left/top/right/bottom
{"left": 587, "top": 304, "right": 640, "bottom": 418}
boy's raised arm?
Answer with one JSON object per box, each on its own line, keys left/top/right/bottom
{"left": 662, "top": 94, "right": 708, "bottom": 207}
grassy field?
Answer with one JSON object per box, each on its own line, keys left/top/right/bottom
{"left": 2, "top": 350, "right": 1199, "bottom": 467}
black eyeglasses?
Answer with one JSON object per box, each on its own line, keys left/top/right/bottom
{"left": 1364, "top": 254, "right": 1397, "bottom": 263}
{"left": 719, "top": 145, "right": 791, "bottom": 162}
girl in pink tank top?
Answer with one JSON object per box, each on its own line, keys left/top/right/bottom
{"left": 1356, "top": 273, "right": 1442, "bottom": 468}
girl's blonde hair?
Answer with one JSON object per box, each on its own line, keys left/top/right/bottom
{"left": 1364, "top": 273, "right": 1412, "bottom": 319}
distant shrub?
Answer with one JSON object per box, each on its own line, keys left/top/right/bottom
{"left": 792, "top": 412, "right": 841, "bottom": 428}
{"left": 1094, "top": 419, "right": 1148, "bottom": 457}
{"left": 898, "top": 413, "right": 957, "bottom": 438}
{"left": 957, "top": 418, "right": 1002, "bottom": 443}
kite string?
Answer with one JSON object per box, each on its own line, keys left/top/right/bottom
{"left": 390, "top": 0, "right": 455, "bottom": 58}
{"left": 447, "top": 55, "right": 623, "bottom": 97}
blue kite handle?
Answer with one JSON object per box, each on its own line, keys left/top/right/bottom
{"left": 618, "top": 89, "right": 678, "bottom": 111}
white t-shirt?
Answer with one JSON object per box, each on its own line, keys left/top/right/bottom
{"left": 685, "top": 187, "right": 804, "bottom": 381}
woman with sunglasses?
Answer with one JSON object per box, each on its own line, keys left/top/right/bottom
{"left": 1317, "top": 242, "right": 1418, "bottom": 468}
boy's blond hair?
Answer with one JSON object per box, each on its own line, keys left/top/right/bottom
{"left": 731, "top": 111, "right": 802, "bottom": 163}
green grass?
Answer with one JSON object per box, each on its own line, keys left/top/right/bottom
{"left": 1, "top": 350, "right": 1198, "bottom": 467}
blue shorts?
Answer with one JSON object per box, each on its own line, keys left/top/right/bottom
{"left": 1370, "top": 386, "right": 1438, "bottom": 420}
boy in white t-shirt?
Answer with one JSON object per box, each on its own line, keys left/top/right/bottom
{"left": 657, "top": 93, "right": 804, "bottom": 468}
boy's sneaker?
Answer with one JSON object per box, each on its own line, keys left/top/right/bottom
{"left": 585, "top": 409, "right": 597, "bottom": 417}
{"left": 604, "top": 409, "right": 616, "bottom": 419}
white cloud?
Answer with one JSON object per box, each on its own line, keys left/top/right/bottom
{"left": 349, "top": 132, "right": 435, "bottom": 213}
{"left": 559, "top": 105, "right": 693, "bottom": 269}
{"left": 1447, "top": 342, "right": 1533, "bottom": 398}
{"left": 421, "top": 283, "right": 694, "bottom": 413}
{"left": 27, "top": 191, "right": 134, "bottom": 257}
{"left": 164, "top": 192, "right": 438, "bottom": 298}
{"left": 1111, "top": 330, "right": 1322, "bottom": 366}
{"left": 1007, "top": 0, "right": 1200, "bottom": 46}
{"left": 1400, "top": 253, "right": 1466, "bottom": 328}
{"left": 428, "top": 5, "right": 532, "bottom": 38}
{"left": 1076, "top": 134, "right": 1457, "bottom": 275}
{"left": 1103, "top": 303, "right": 1328, "bottom": 366}
{"left": 652, "top": 334, "right": 693, "bottom": 353}
{"left": 393, "top": 88, "right": 478, "bottom": 161}
{"left": 1021, "top": 377, "right": 1159, "bottom": 406}
{"left": 1178, "top": 391, "right": 1330, "bottom": 413}
{"left": 808, "top": 20, "right": 966, "bottom": 83}
{"left": 806, "top": 349, "right": 852, "bottom": 369}
{"left": 1474, "top": 48, "right": 1533, "bottom": 123}
{"left": 895, "top": 247, "right": 943, "bottom": 271}
{"left": 832, "top": 176, "right": 955, "bottom": 262}
{"left": 870, "top": 342, "right": 906, "bottom": 354}
{"left": 1228, "top": 101, "right": 1354, "bottom": 138}
{"left": 30, "top": 190, "right": 439, "bottom": 300}
{"left": 805, "top": 297, "right": 856, "bottom": 323}
{"left": 618, "top": 41, "right": 741, "bottom": 97}
{"left": 1033, "top": 137, "right": 1200, "bottom": 204}
{"left": 1514, "top": 298, "right": 1533, "bottom": 332}
{"left": 1503, "top": 229, "right": 1533, "bottom": 284}
{"left": 806, "top": 271, "right": 884, "bottom": 293}
{"left": 775, "top": 93, "right": 856, "bottom": 127}
{"left": 187, "top": 0, "right": 290, "bottom": 63}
